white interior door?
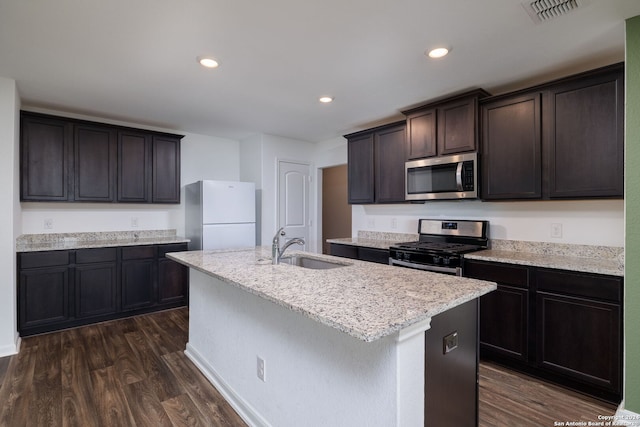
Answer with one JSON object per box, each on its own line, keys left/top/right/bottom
{"left": 278, "top": 160, "right": 310, "bottom": 251}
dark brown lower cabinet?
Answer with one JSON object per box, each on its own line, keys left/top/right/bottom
{"left": 75, "top": 248, "right": 117, "bottom": 318}
{"left": 18, "top": 243, "right": 189, "bottom": 336}
{"left": 329, "top": 243, "right": 389, "bottom": 264}
{"left": 121, "top": 246, "right": 157, "bottom": 311}
{"left": 19, "top": 265, "right": 70, "bottom": 330}
{"left": 463, "top": 259, "right": 622, "bottom": 403}
{"left": 464, "top": 260, "right": 530, "bottom": 362}
{"left": 158, "top": 244, "right": 189, "bottom": 304}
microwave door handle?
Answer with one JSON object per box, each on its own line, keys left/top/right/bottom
{"left": 456, "top": 162, "right": 463, "bottom": 191}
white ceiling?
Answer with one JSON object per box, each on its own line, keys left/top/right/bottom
{"left": 1, "top": 0, "right": 639, "bottom": 143}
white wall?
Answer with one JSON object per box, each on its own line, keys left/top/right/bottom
{"left": 241, "top": 134, "right": 315, "bottom": 248}
{"left": 353, "top": 200, "right": 624, "bottom": 247}
{"left": 240, "top": 135, "right": 264, "bottom": 245}
{"left": 315, "top": 137, "right": 625, "bottom": 247}
{"left": 20, "top": 107, "right": 241, "bottom": 236}
{"left": 0, "top": 76, "right": 20, "bottom": 356}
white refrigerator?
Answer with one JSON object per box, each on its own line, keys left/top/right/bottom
{"left": 185, "top": 180, "right": 256, "bottom": 250}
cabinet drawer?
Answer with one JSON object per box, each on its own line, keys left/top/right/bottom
{"left": 76, "top": 247, "right": 117, "bottom": 264}
{"left": 535, "top": 269, "right": 622, "bottom": 303}
{"left": 20, "top": 251, "right": 70, "bottom": 269}
{"left": 158, "top": 243, "right": 188, "bottom": 258}
{"left": 463, "top": 260, "right": 529, "bottom": 288}
{"left": 329, "top": 244, "right": 358, "bottom": 260}
{"left": 358, "top": 247, "right": 390, "bottom": 264}
{"left": 122, "top": 245, "right": 156, "bottom": 260}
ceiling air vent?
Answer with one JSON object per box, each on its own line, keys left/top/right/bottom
{"left": 522, "top": 0, "right": 591, "bottom": 24}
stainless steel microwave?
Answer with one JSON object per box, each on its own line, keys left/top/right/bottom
{"left": 405, "top": 152, "right": 478, "bottom": 201}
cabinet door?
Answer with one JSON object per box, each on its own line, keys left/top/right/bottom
{"left": 19, "top": 266, "right": 70, "bottom": 329}
{"left": 358, "top": 247, "right": 390, "bottom": 264}
{"left": 329, "top": 243, "right": 358, "bottom": 259}
{"left": 75, "top": 262, "right": 118, "bottom": 317}
{"left": 536, "top": 291, "right": 620, "bottom": 393}
{"left": 118, "top": 131, "right": 151, "bottom": 202}
{"left": 157, "top": 244, "right": 189, "bottom": 305}
{"left": 152, "top": 135, "right": 181, "bottom": 203}
{"left": 406, "top": 108, "right": 436, "bottom": 159}
{"left": 547, "top": 67, "right": 624, "bottom": 198}
{"left": 464, "top": 260, "right": 530, "bottom": 362}
{"left": 374, "top": 124, "right": 406, "bottom": 203}
{"left": 347, "top": 133, "right": 375, "bottom": 204}
{"left": 437, "top": 97, "right": 477, "bottom": 155}
{"left": 74, "top": 124, "right": 117, "bottom": 201}
{"left": 75, "top": 248, "right": 118, "bottom": 318}
{"left": 20, "top": 113, "right": 72, "bottom": 201}
{"left": 121, "top": 259, "right": 156, "bottom": 311}
{"left": 481, "top": 93, "right": 542, "bottom": 199}
{"left": 479, "top": 285, "right": 529, "bottom": 361}
{"left": 158, "top": 258, "right": 188, "bottom": 305}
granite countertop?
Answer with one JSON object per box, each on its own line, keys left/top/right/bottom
{"left": 464, "top": 239, "right": 624, "bottom": 277}
{"left": 327, "top": 231, "right": 418, "bottom": 250}
{"left": 167, "top": 247, "right": 496, "bottom": 342}
{"left": 16, "top": 230, "right": 190, "bottom": 252}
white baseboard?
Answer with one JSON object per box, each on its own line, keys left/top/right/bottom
{"left": 184, "top": 343, "right": 271, "bottom": 427}
{"left": 614, "top": 407, "right": 640, "bottom": 426}
{"left": 0, "top": 336, "right": 20, "bottom": 358}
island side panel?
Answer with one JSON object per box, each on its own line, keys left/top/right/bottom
{"left": 185, "top": 269, "right": 408, "bottom": 427}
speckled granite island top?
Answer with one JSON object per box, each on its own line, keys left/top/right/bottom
{"left": 17, "top": 229, "right": 189, "bottom": 252}
{"left": 167, "top": 247, "right": 496, "bottom": 342}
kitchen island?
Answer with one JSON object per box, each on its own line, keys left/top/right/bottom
{"left": 168, "top": 248, "right": 496, "bottom": 427}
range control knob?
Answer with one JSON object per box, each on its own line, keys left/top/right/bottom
{"left": 442, "top": 257, "right": 451, "bottom": 266}
{"left": 433, "top": 256, "right": 442, "bottom": 265}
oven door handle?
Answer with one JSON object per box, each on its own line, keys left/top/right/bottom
{"left": 389, "top": 258, "right": 461, "bottom": 275}
{"left": 455, "top": 161, "right": 463, "bottom": 191}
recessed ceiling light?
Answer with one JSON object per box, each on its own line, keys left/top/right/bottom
{"left": 427, "top": 47, "right": 449, "bottom": 59}
{"left": 197, "top": 56, "right": 219, "bottom": 68}
{"left": 319, "top": 96, "right": 334, "bottom": 103}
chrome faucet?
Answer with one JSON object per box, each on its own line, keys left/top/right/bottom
{"left": 272, "top": 227, "right": 305, "bottom": 264}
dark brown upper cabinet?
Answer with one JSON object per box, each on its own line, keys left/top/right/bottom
{"left": 546, "top": 66, "right": 624, "bottom": 198}
{"left": 20, "top": 114, "right": 72, "bottom": 201}
{"left": 403, "top": 89, "right": 489, "bottom": 160}
{"left": 405, "top": 108, "right": 436, "bottom": 159}
{"left": 481, "top": 92, "right": 542, "bottom": 200}
{"left": 480, "top": 63, "right": 624, "bottom": 200}
{"left": 20, "top": 111, "right": 183, "bottom": 204}
{"left": 152, "top": 135, "right": 182, "bottom": 203}
{"left": 73, "top": 123, "right": 117, "bottom": 202}
{"left": 346, "top": 121, "right": 406, "bottom": 204}
{"left": 118, "top": 130, "right": 151, "bottom": 203}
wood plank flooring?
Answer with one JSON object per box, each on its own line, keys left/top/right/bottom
{"left": 0, "top": 308, "right": 245, "bottom": 427}
{"left": 0, "top": 308, "right": 617, "bottom": 427}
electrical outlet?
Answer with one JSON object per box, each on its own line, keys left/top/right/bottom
{"left": 367, "top": 218, "right": 375, "bottom": 229}
{"left": 391, "top": 218, "right": 397, "bottom": 229}
{"left": 131, "top": 217, "right": 139, "bottom": 228}
{"left": 257, "top": 356, "right": 266, "bottom": 382}
{"left": 550, "top": 223, "right": 563, "bottom": 238}
{"left": 44, "top": 218, "right": 54, "bottom": 230}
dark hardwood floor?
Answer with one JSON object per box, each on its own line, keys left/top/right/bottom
{"left": 0, "top": 308, "right": 617, "bottom": 427}
{"left": 0, "top": 308, "right": 245, "bottom": 427}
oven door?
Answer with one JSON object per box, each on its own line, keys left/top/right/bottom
{"left": 389, "top": 258, "right": 461, "bottom": 276}
{"left": 405, "top": 152, "right": 477, "bottom": 201}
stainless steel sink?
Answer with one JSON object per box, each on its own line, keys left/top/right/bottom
{"left": 279, "top": 255, "right": 350, "bottom": 270}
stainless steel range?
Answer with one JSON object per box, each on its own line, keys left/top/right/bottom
{"left": 389, "top": 219, "right": 489, "bottom": 276}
